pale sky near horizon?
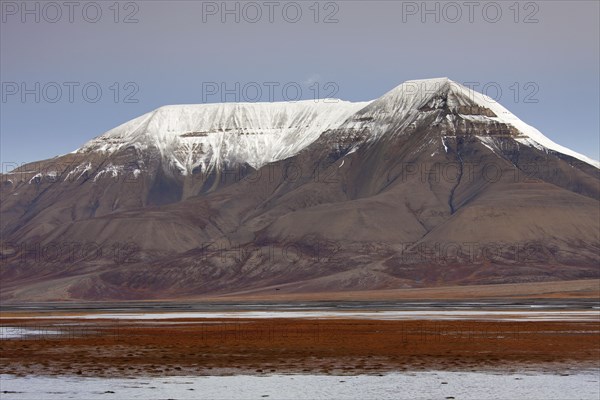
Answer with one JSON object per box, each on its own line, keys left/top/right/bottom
{"left": 1, "top": 0, "right": 599, "bottom": 168}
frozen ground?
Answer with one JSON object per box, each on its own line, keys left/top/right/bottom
{"left": 0, "top": 371, "right": 598, "bottom": 400}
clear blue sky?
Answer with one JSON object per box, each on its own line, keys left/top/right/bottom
{"left": 1, "top": 0, "right": 599, "bottom": 169}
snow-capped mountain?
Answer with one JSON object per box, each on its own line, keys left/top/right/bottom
{"left": 6, "top": 78, "right": 597, "bottom": 189}
{"left": 77, "top": 99, "right": 370, "bottom": 177}
{"left": 1, "top": 78, "right": 598, "bottom": 302}
{"left": 328, "top": 78, "right": 599, "bottom": 167}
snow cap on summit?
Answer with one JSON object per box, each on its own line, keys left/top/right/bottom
{"left": 76, "top": 77, "right": 598, "bottom": 169}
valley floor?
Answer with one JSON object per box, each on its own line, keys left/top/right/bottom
{"left": 1, "top": 301, "right": 598, "bottom": 399}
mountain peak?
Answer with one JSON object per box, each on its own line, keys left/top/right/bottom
{"left": 382, "top": 77, "right": 453, "bottom": 105}
{"left": 333, "top": 78, "right": 599, "bottom": 168}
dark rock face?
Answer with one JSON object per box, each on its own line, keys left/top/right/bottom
{"left": 1, "top": 79, "right": 598, "bottom": 301}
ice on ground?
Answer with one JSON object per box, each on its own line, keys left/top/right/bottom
{"left": 0, "top": 371, "right": 598, "bottom": 400}
{"left": 7, "top": 310, "right": 599, "bottom": 321}
{"left": 0, "top": 327, "right": 61, "bottom": 339}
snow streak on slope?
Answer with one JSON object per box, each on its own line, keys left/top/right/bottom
{"left": 77, "top": 100, "right": 370, "bottom": 175}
